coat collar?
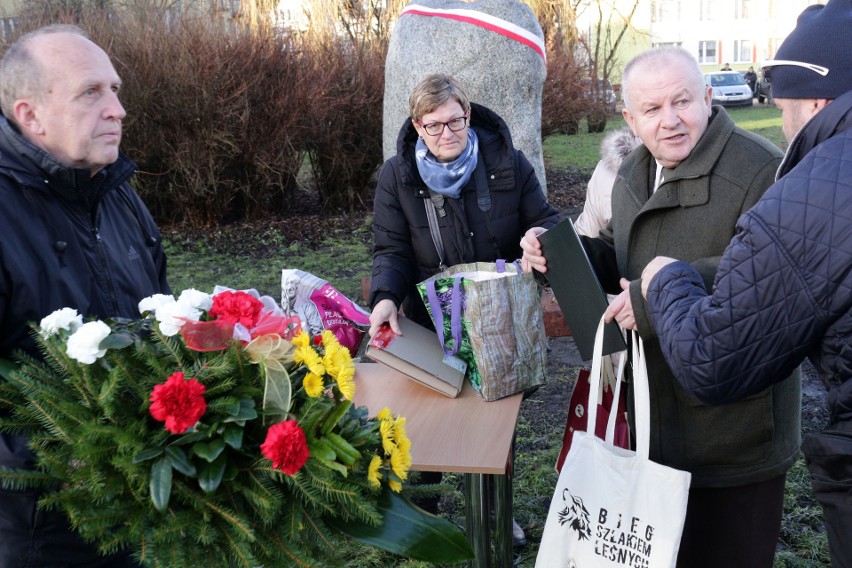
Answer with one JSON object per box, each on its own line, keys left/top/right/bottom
{"left": 0, "top": 116, "right": 136, "bottom": 205}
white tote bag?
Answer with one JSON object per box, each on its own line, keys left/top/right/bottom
{"left": 536, "top": 316, "right": 691, "bottom": 568}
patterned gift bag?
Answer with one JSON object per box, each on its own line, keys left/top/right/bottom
{"left": 416, "top": 260, "right": 546, "bottom": 401}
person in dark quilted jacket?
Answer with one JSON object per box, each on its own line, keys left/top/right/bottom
{"left": 639, "top": 1, "right": 852, "bottom": 565}
{"left": 523, "top": 46, "right": 798, "bottom": 568}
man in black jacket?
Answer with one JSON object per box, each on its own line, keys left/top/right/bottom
{"left": 0, "top": 25, "right": 169, "bottom": 567}
{"left": 639, "top": 1, "right": 852, "bottom": 565}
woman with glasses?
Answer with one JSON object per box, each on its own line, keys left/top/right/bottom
{"left": 366, "top": 74, "right": 558, "bottom": 545}
{"left": 368, "top": 73, "right": 559, "bottom": 341}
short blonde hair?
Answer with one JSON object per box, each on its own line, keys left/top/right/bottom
{"left": 408, "top": 74, "right": 471, "bottom": 122}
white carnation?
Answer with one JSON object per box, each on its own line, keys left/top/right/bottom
{"left": 66, "top": 321, "right": 111, "bottom": 364}
{"left": 39, "top": 308, "right": 83, "bottom": 338}
{"left": 177, "top": 289, "right": 213, "bottom": 313}
{"left": 155, "top": 301, "right": 203, "bottom": 337}
{"left": 138, "top": 294, "right": 176, "bottom": 316}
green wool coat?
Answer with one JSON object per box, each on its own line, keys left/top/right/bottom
{"left": 589, "top": 107, "right": 801, "bottom": 487}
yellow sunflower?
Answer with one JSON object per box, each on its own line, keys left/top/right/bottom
{"left": 303, "top": 372, "right": 325, "bottom": 398}
{"left": 367, "top": 455, "right": 383, "bottom": 488}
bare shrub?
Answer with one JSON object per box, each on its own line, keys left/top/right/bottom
{"left": 300, "top": 36, "right": 385, "bottom": 210}
{"left": 106, "top": 16, "right": 305, "bottom": 225}
{"left": 529, "top": 0, "right": 588, "bottom": 137}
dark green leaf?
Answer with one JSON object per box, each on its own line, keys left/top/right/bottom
{"left": 150, "top": 458, "right": 173, "bottom": 512}
{"left": 224, "top": 397, "right": 257, "bottom": 423}
{"left": 197, "top": 455, "right": 226, "bottom": 493}
{"left": 165, "top": 445, "right": 197, "bottom": 477}
{"left": 328, "top": 486, "right": 473, "bottom": 563}
{"left": 193, "top": 438, "right": 226, "bottom": 462}
{"left": 222, "top": 424, "right": 243, "bottom": 449}
{"left": 171, "top": 431, "right": 207, "bottom": 446}
{"left": 100, "top": 333, "right": 134, "bottom": 350}
{"left": 133, "top": 447, "right": 165, "bottom": 464}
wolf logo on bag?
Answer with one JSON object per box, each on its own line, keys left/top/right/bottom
{"left": 557, "top": 488, "right": 591, "bottom": 540}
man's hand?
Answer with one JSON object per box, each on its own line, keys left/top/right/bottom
{"left": 520, "top": 227, "right": 548, "bottom": 273}
{"left": 368, "top": 298, "right": 401, "bottom": 337}
{"left": 641, "top": 256, "right": 678, "bottom": 297}
{"left": 603, "top": 279, "right": 637, "bottom": 330}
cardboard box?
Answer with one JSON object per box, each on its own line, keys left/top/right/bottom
{"left": 365, "top": 317, "right": 466, "bottom": 398}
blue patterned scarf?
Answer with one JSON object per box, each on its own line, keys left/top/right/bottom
{"left": 415, "top": 129, "right": 479, "bottom": 199}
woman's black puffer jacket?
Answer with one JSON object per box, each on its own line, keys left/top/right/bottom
{"left": 369, "top": 102, "right": 559, "bottom": 326}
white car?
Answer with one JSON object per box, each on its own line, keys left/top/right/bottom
{"left": 703, "top": 71, "right": 753, "bottom": 108}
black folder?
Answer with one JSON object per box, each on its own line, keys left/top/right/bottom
{"left": 538, "top": 219, "right": 626, "bottom": 360}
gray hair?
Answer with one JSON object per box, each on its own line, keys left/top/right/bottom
{"left": 0, "top": 24, "right": 89, "bottom": 126}
{"left": 621, "top": 46, "right": 704, "bottom": 110}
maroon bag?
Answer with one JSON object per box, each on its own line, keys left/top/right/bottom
{"left": 556, "top": 367, "right": 630, "bottom": 473}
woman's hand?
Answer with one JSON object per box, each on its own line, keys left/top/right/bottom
{"left": 368, "top": 298, "right": 402, "bottom": 337}
{"left": 520, "top": 227, "right": 548, "bottom": 273}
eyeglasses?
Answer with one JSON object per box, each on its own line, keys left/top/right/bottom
{"left": 417, "top": 115, "right": 468, "bottom": 136}
{"left": 761, "top": 60, "right": 830, "bottom": 83}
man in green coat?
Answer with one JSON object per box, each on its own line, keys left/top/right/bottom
{"left": 522, "top": 46, "right": 801, "bottom": 567}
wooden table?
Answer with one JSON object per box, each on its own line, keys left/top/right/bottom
{"left": 353, "top": 362, "right": 523, "bottom": 567}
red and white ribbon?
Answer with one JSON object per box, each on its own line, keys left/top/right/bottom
{"left": 399, "top": 4, "right": 546, "bottom": 64}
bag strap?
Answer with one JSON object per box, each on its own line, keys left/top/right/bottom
{"left": 588, "top": 316, "right": 650, "bottom": 459}
{"left": 473, "top": 157, "right": 502, "bottom": 259}
{"left": 424, "top": 277, "right": 464, "bottom": 357}
{"left": 424, "top": 193, "right": 448, "bottom": 271}
{"left": 630, "top": 329, "right": 651, "bottom": 459}
{"left": 604, "top": 352, "right": 627, "bottom": 443}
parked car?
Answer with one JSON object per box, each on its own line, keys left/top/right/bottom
{"left": 703, "top": 71, "right": 753, "bottom": 108}
{"left": 755, "top": 70, "right": 773, "bottom": 104}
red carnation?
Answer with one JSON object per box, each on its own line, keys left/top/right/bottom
{"left": 149, "top": 371, "right": 207, "bottom": 434}
{"left": 261, "top": 420, "right": 310, "bottom": 475}
{"left": 209, "top": 291, "right": 264, "bottom": 329}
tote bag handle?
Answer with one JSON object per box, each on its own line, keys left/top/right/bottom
{"left": 587, "top": 316, "right": 650, "bottom": 459}
{"left": 423, "top": 260, "right": 513, "bottom": 357}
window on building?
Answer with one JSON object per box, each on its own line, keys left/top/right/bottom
{"left": 653, "top": 41, "right": 683, "bottom": 48}
{"left": 652, "top": 0, "right": 680, "bottom": 23}
{"left": 735, "top": 0, "right": 752, "bottom": 19}
{"left": 699, "top": 0, "right": 719, "bottom": 20}
{"left": 734, "top": 40, "right": 752, "bottom": 63}
{"left": 698, "top": 40, "right": 718, "bottom": 64}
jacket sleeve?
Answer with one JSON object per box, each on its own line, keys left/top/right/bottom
{"left": 515, "top": 150, "right": 560, "bottom": 231}
{"left": 636, "top": 139, "right": 782, "bottom": 343}
{"left": 646, "top": 210, "right": 820, "bottom": 405}
{"left": 369, "top": 159, "right": 417, "bottom": 309}
{"left": 573, "top": 160, "right": 615, "bottom": 238}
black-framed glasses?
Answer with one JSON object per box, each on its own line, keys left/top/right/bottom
{"left": 761, "top": 60, "right": 829, "bottom": 83}
{"left": 418, "top": 115, "right": 468, "bottom": 136}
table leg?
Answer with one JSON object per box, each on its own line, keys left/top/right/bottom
{"left": 493, "top": 473, "right": 513, "bottom": 566}
{"left": 463, "top": 472, "right": 513, "bottom": 568}
{"left": 463, "top": 472, "right": 490, "bottom": 567}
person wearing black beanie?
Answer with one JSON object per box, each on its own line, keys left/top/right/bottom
{"left": 636, "top": 0, "right": 852, "bottom": 566}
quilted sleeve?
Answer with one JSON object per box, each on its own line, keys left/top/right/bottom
{"left": 647, "top": 210, "right": 821, "bottom": 405}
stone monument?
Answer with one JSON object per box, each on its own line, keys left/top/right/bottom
{"left": 383, "top": 0, "right": 549, "bottom": 193}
